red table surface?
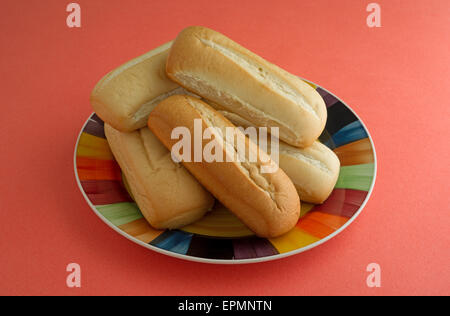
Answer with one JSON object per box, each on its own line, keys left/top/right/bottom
{"left": 0, "top": 0, "right": 449, "bottom": 296}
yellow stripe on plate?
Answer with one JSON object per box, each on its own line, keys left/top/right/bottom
{"left": 77, "top": 133, "right": 114, "bottom": 160}
{"left": 269, "top": 227, "right": 320, "bottom": 254}
{"left": 303, "top": 80, "right": 318, "bottom": 89}
{"left": 300, "top": 202, "right": 315, "bottom": 218}
{"left": 181, "top": 204, "right": 254, "bottom": 238}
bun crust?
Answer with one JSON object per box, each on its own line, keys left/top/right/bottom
{"left": 91, "top": 42, "right": 191, "bottom": 132}
{"left": 148, "top": 95, "right": 300, "bottom": 238}
{"left": 166, "top": 26, "right": 327, "bottom": 147}
{"left": 219, "top": 110, "right": 340, "bottom": 204}
{"left": 104, "top": 124, "right": 214, "bottom": 229}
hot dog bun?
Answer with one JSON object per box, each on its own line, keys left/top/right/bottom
{"left": 219, "top": 110, "right": 340, "bottom": 204}
{"left": 104, "top": 124, "right": 214, "bottom": 229}
{"left": 91, "top": 41, "right": 193, "bottom": 132}
{"left": 166, "top": 26, "right": 327, "bottom": 147}
{"left": 148, "top": 95, "right": 300, "bottom": 238}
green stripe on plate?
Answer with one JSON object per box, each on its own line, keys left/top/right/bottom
{"left": 335, "top": 163, "right": 375, "bottom": 191}
{"left": 96, "top": 202, "right": 143, "bottom": 226}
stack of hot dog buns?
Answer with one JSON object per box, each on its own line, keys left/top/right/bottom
{"left": 90, "top": 26, "right": 340, "bottom": 238}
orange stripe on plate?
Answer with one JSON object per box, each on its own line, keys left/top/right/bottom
{"left": 269, "top": 227, "right": 320, "bottom": 254}
{"left": 76, "top": 157, "right": 122, "bottom": 181}
{"left": 118, "top": 218, "right": 163, "bottom": 244}
{"left": 303, "top": 212, "right": 349, "bottom": 231}
{"left": 297, "top": 217, "right": 336, "bottom": 239}
{"left": 333, "top": 138, "right": 374, "bottom": 166}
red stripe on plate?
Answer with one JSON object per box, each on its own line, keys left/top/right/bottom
{"left": 80, "top": 180, "right": 132, "bottom": 205}
{"left": 76, "top": 157, "right": 121, "bottom": 181}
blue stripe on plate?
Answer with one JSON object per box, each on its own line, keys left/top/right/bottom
{"left": 150, "top": 230, "right": 193, "bottom": 255}
{"left": 324, "top": 121, "right": 369, "bottom": 148}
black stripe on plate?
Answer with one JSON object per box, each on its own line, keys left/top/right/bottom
{"left": 323, "top": 102, "right": 359, "bottom": 136}
{"left": 187, "top": 236, "right": 235, "bottom": 260}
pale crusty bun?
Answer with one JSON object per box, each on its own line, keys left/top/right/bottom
{"left": 219, "top": 110, "right": 341, "bottom": 204}
{"left": 277, "top": 142, "right": 340, "bottom": 204}
{"left": 166, "top": 26, "right": 327, "bottom": 148}
{"left": 104, "top": 124, "right": 214, "bottom": 229}
{"left": 148, "top": 95, "right": 300, "bottom": 238}
{"left": 91, "top": 41, "right": 193, "bottom": 132}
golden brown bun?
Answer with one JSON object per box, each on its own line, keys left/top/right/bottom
{"left": 91, "top": 41, "right": 194, "bottom": 132}
{"left": 104, "top": 124, "right": 214, "bottom": 229}
{"left": 219, "top": 110, "right": 340, "bottom": 204}
{"left": 166, "top": 26, "right": 327, "bottom": 147}
{"left": 148, "top": 95, "right": 300, "bottom": 238}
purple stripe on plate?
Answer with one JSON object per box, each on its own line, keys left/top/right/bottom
{"left": 317, "top": 87, "right": 340, "bottom": 107}
{"left": 232, "top": 237, "right": 278, "bottom": 259}
{"left": 311, "top": 189, "right": 368, "bottom": 218}
{"left": 90, "top": 113, "right": 105, "bottom": 126}
{"left": 84, "top": 118, "right": 106, "bottom": 139}
{"left": 80, "top": 180, "right": 132, "bottom": 205}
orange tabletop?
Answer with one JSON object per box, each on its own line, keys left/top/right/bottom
{"left": 0, "top": 0, "right": 448, "bottom": 296}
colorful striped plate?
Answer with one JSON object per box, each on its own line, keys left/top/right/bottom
{"left": 74, "top": 81, "right": 377, "bottom": 264}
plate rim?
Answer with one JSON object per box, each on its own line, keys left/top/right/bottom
{"left": 74, "top": 80, "right": 377, "bottom": 265}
